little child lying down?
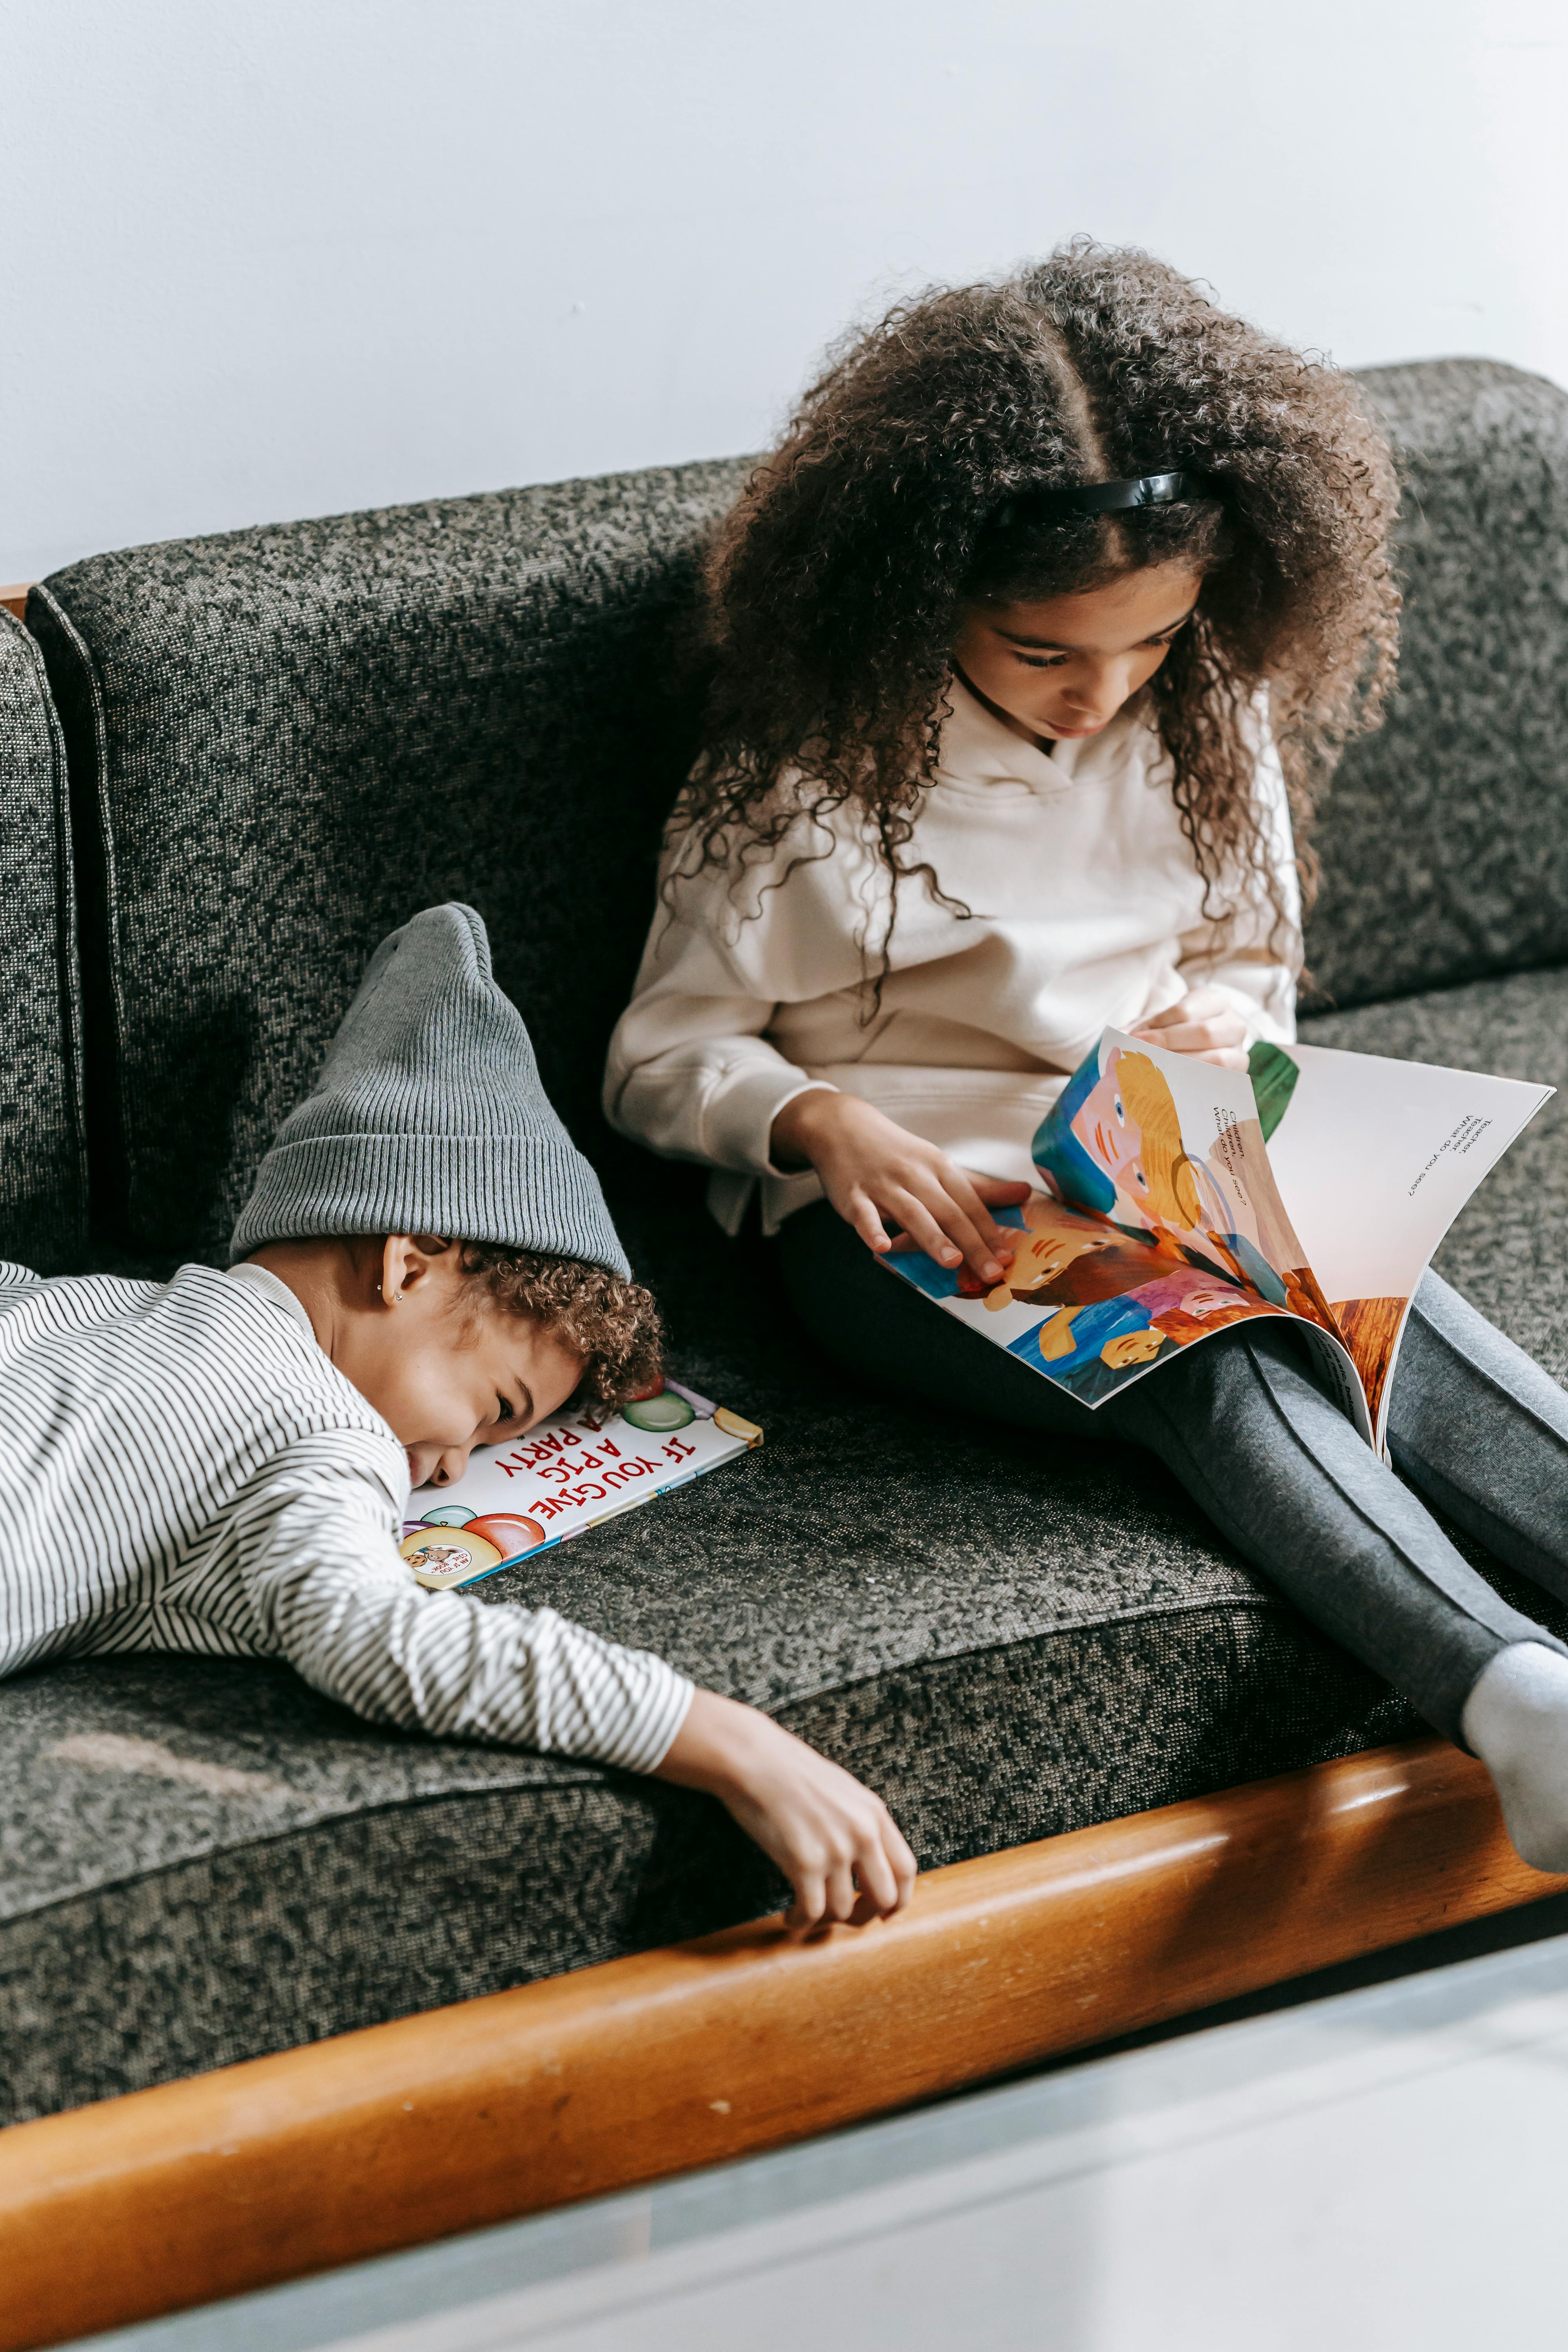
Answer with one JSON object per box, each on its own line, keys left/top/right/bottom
{"left": 0, "top": 904, "right": 914, "bottom": 1933}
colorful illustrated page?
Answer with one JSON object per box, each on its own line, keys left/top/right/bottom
{"left": 1250, "top": 1041, "right": 1552, "bottom": 1437}
{"left": 884, "top": 1027, "right": 1361, "bottom": 1420}
{"left": 397, "top": 1381, "right": 762, "bottom": 1591}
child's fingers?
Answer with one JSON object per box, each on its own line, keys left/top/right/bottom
{"left": 823, "top": 1860, "right": 860, "bottom": 1924}
{"left": 851, "top": 1834, "right": 901, "bottom": 1919}
{"left": 786, "top": 1872, "right": 827, "bottom": 1933}
{"left": 883, "top": 1185, "right": 966, "bottom": 1271}
{"left": 944, "top": 1168, "right": 1020, "bottom": 1263}
{"left": 1132, "top": 1015, "right": 1246, "bottom": 1058}
{"left": 892, "top": 1178, "right": 1006, "bottom": 1282}
{"left": 971, "top": 1176, "right": 1033, "bottom": 1207}
{"left": 845, "top": 1189, "right": 893, "bottom": 1255}
{"left": 1138, "top": 986, "right": 1230, "bottom": 1031}
{"left": 883, "top": 1815, "right": 919, "bottom": 1906}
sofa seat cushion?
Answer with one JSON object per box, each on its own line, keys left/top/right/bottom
{"left": 6, "top": 963, "right": 1568, "bottom": 2126}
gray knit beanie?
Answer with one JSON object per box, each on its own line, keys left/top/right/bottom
{"left": 230, "top": 904, "right": 630, "bottom": 1276}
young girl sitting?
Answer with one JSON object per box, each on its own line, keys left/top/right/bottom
{"left": 606, "top": 242, "right": 1568, "bottom": 1874}
{"left": 0, "top": 903, "right": 914, "bottom": 1934}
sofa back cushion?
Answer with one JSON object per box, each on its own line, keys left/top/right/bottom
{"left": 1303, "top": 359, "right": 1568, "bottom": 1009}
{"left": 30, "top": 462, "right": 748, "bottom": 1260}
{"left": 29, "top": 359, "right": 1568, "bottom": 1263}
{"left": 0, "top": 611, "right": 87, "bottom": 1269}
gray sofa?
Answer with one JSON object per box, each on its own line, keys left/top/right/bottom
{"left": 4, "top": 358, "right": 1567, "bottom": 2129}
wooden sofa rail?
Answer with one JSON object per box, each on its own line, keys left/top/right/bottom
{"left": 3, "top": 1737, "right": 1563, "bottom": 2350}
{"left": 0, "top": 585, "right": 31, "bottom": 621}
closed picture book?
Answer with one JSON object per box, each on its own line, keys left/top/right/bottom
{"left": 886, "top": 1027, "right": 1552, "bottom": 1454}
{"left": 399, "top": 1381, "right": 762, "bottom": 1590}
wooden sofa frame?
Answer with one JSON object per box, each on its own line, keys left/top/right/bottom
{"left": 1, "top": 579, "right": 1563, "bottom": 2345}
{"left": 2, "top": 1735, "right": 1563, "bottom": 2349}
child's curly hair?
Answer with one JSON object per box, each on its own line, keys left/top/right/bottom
{"left": 460, "top": 1245, "right": 663, "bottom": 1410}
{"left": 677, "top": 240, "right": 1400, "bottom": 972}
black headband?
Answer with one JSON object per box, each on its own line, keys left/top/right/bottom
{"left": 990, "top": 470, "right": 1214, "bottom": 529}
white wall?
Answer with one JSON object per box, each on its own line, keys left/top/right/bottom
{"left": 3, "top": 0, "right": 1564, "bottom": 584}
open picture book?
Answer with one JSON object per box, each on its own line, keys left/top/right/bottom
{"left": 399, "top": 1381, "right": 762, "bottom": 1591}
{"left": 886, "top": 1029, "right": 1553, "bottom": 1452}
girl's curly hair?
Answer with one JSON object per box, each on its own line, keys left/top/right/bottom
{"left": 459, "top": 1244, "right": 663, "bottom": 1410}
{"left": 677, "top": 241, "right": 1400, "bottom": 975}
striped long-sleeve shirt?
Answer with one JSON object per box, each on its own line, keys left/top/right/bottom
{"left": 0, "top": 1260, "right": 692, "bottom": 1772}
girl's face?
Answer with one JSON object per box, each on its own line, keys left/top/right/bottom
{"left": 952, "top": 563, "right": 1203, "bottom": 747}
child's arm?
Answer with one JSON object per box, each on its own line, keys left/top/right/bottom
{"left": 604, "top": 885, "right": 837, "bottom": 1180}
{"left": 230, "top": 1437, "right": 913, "bottom": 1927}
{"left": 608, "top": 827, "right": 1022, "bottom": 1280}
{"left": 654, "top": 1687, "right": 916, "bottom": 1929}
{"left": 770, "top": 1091, "right": 1029, "bottom": 1280}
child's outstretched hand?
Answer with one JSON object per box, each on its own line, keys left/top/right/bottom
{"left": 655, "top": 1687, "right": 918, "bottom": 1932}
{"left": 1130, "top": 987, "right": 1250, "bottom": 1071}
{"left": 770, "top": 1091, "right": 1029, "bottom": 1282}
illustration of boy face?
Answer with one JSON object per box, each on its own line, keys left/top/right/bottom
{"left": 985, "top": 1223, "right": 1112, "bottom": 1306}
{"left": 1180, "top": 1287, "right": 1239, "bottom": 1321}
{"left": 1100, "top": 1328, "right": 1165, "bottom": 1369}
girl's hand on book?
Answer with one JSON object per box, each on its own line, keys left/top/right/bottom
{"left": 1131, "top": 987, "right": 1250, "bottom": 1071}
{"left": 655, "top": 1688, "right": 918, "bottom": 1932}
{"left": 770, "top": 1091, "right": 1029, "bottom": 1281}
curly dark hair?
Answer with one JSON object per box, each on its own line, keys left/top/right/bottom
{"left": 459, "top": 1244, "right": 663, "bottom": 1410}
{"left": 676, "top": 240, "right": 1400, "bottom": 973}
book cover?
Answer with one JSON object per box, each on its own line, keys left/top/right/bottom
{"left": 884, "top": 1027, "right": 1552, "bottom": 1453}
{"left": 398, "top": 1379, "right": 762, "bottom": 1590}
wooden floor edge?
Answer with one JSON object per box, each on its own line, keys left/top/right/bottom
{"left": 3, "top": 1734, "right": 1562, "bottom": 2348}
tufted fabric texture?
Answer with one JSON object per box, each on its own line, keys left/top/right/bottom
{"left": 8, "top": 362, "right": 1568, "bottom": 2122}
{"left": 1303, "top": 361, "right": 1568, "bottom": 1011}
{"left": 7, "top": 955, "right": 1568, "bottom": 2122}
{"left": 26, "top": 456, "right": 750, "bottom": 1263}
{"left": 0, "top": 610, "right": 87, "bottom": 1271}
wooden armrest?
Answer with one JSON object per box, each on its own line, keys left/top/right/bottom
{"left": 1, "top": 1733, "right": 1561, "bottom": 2350}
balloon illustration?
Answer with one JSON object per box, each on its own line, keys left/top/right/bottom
{"left": 461, "top": 1514, "right": 546, "bottom": 1563}
{"left": 622, "top": 1392, "right": 695, "bottom": 1434}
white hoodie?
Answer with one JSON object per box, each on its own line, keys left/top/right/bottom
{"left": 605, "top": 678, "right": 1299, "bottom": 1234}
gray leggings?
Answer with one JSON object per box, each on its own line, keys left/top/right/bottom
{"left": 777, "top": 1201, "right": 1568, "bottom": 1745}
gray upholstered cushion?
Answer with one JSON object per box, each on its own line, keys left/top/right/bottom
{"left": 26, "top": 458, "right": 750, "bottom": 1261}
{"left": 7, "top": 957, "right": 1568, "bottom": 2123}
{"left": 0, "top": 610, "right": 87, "bottom": 1270}
{"left": 1304, "top": 360, "right": 1568, "bottom": 1010}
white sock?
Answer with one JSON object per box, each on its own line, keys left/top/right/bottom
{"left": 1461, "top": 1641, "right": 1568, "bottom": 1874}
